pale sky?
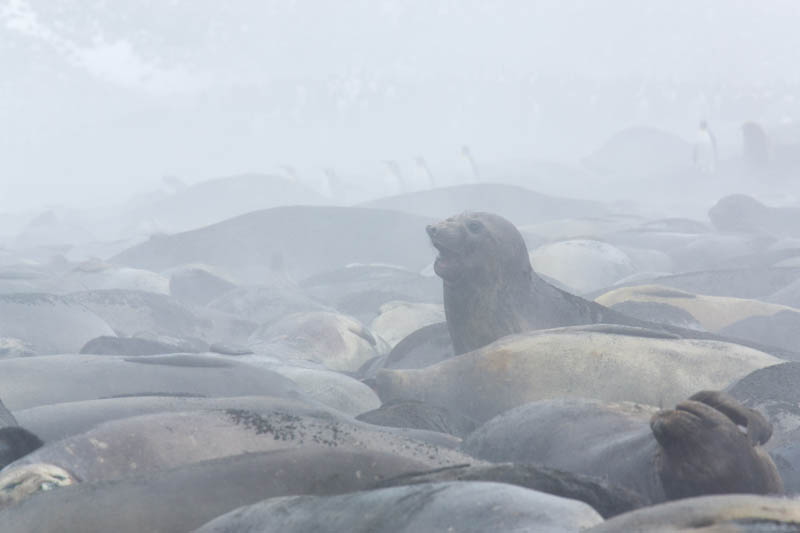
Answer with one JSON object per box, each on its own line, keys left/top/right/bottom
{"left": 2, "top": 0, "right": 799, "bottom": 210}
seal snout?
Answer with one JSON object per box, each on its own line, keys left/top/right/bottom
{"left": 426, "top": 224, "right": 447, "bottom": 250}
{"left": 426, "top": 223, "right": 455, "bottom": 256}
{"left": 427, "top": 221, "right": 462, "bottom": 281}
{"left": 649, "top": 410, "right": 678, "bottom": 443}
{"left": 650, "top": 402, "right": 707, "bottom": 447}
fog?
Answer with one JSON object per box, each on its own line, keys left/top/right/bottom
{"left": 3, "top": 3, "right": 800, "bottom": 531}
{"left": 3, "top": 1, "right": 800, "bottom": 214}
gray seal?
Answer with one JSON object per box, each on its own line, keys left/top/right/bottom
{"left": 426, "top": 211, "right": 796, "bottom": 356}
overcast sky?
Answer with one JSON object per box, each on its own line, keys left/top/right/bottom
{"left": 2, "top": 0, "right": 799, "bottom": 210}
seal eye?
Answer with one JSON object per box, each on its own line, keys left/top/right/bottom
{"left": 467, "top": 221, "right": 483, "bottom": 233}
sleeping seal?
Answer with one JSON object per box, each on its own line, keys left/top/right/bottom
{"left": 588, "top": 494, "right": 800, "bottom": 532}
{"left": 194, "top": 481, "right": 603, "bottom": 533}
{"left": 376, "top": 325, "right": 779, "bottom": 422}
{"left": 0, "top": 448, "right": 443, "bottom": 533}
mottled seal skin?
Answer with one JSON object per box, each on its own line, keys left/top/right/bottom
{"left": 373, "top": 463, "right": 647, "bottom": 519}
{"left": 0, "top": 449, "right": 443, "bottom": 533}
{"left": 428, "top": 212, "right": 633, "bottom": 354}
{"left": 652, "top": 391, "right": 783, "bottom": 501}
{"left": 6, "top": 406, "right": 466, "bottom": 486}
{"left": 194, "top": 481, "right": 604, "bottom": 533}
{"left": 587, "top": 494, "right": 800, "bottom": 533}
{"left": 356, "top": 399, "right": 478, "bottom": 439}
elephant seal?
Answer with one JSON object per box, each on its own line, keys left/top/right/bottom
{"left": 587, "top": 494, "right": 800, "bottom": 532}
{"left": 726, "top": 362, "right": 800, "bottom": 493}
{"left": 360, "top": 183, "right": 607, "bottom": 227}
{"left": 247, "top": 311, "right": 385, "bottom": 372}
{"left": 374, "top": 463, "right": 645, "bottom": 518}
{"left": 0, "top": 398, "right": 16, "bottom": 427}
{"left": 16, "top": 394, "right": 376, "bottom": 443}
{"left": 0, "top": 293, "right": 114, "bottom": 355}
{"left": 727, "top": 361, "right": 800, "bottom": 444}
{"left": 367, "top": 321, "right": 454, "bottom": 376}
{"left": 79, "top": 336, "right": 202, "bottom": 356}
{"left": 463, "top": 391, "right": 782, "bottom": 503}
{"left": 299, "top": 264, "right": 441, "bottom": 325}
{"left": 376, "top": 325, "right": 779, "bottom": 423}
{"left": 426, "top": 211, "right": 638, "bottom": 354}
{"left": 110, "top": 206, "right": 436, "bottom": 283}
{"left": 426, "top": 211, "right": 797, "bottom": 357}
{"left": 709, "top": 194, "right": 800, "bottom": 237}
{"left": 194, "top": 481, "right": 603, "bottom": 533}
{"left": 6, "top": 406, "right": 466, "bottom": 485}
{"left": 651, "top": 392, "right": 782, "bottom": 500}
{"left": 356, "top": 399, "right": 477, "bottom": 439}
{"left": 0, "top": 448, "right": 441, "bottom": 533}
{"left": 167, "top": 264, "right": 237, "bottom": 307}
{"left": 0, "top": 427, "right": 43, "bottom": 469}
{"left": 0, "top": 353, "right": 303, "bottom": 411}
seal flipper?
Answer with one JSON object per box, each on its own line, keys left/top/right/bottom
{"left": 689, "top": 390, "right": 773, "bottom": 446}
{"left": 0, "top": 427, "right": 44, "bottom": 469}
{"left": 0, "top": 398, "right": 16, "bottom": 427}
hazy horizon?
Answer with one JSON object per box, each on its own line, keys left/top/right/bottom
{"left": 3, "top": 0, "right": 800, "bottom": 212}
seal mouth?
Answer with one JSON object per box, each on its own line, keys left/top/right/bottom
{"left": 431, "top": 239, "right": 461, "bottom": 277}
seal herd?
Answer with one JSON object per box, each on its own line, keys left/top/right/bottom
{"left": 2, "top": 181, "right": 800, "bottom": 532}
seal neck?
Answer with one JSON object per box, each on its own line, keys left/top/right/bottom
{"left": 443, "top": 272, "right": 543, "bottom": 355}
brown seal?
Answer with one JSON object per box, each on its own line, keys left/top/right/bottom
{"left": 651, "top": 390, "right": 782, "bottom": 500}
{"left": 461, "top": 389, "right": 782, "bottom": 504}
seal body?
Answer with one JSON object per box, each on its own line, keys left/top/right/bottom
{"left": 426, "top": 212, "right": 797, "bottom": 357}
{"left": 0, "top": 449, "right": 440, "bottom": 533}
{"left": 194, "top": 481, "right": 603, "bottom": 533}
{"left": 427, "top": 212, "right": 632, "bottom": 354}
{"left": 375, "top": 326, "right": 780, "bottom": 423}
{"left": 463, "top": 391, "right": 782, "bottom": 503}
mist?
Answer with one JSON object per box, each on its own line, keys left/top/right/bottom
{"left": 3, "top": 1, "right": 800, "bottom": 213}
{"left": 2, "top": 2, "right": 800, "bottom": 531}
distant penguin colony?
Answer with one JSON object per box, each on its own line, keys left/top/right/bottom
{"left": 460, "top": 145, "right": 481, "bottom": 181}
{"left": 693, "top": 120, "right": 718, "bottom": 173}
{"left": 382, "top": 160, "right": 407, "bottom": 193}
{"left": 415, "top": 156, "right": 436, "bottom": 188}
{"left": 742, "top": 121, "right": 770, "bottom": 168}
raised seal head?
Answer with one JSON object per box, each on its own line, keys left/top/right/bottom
{"left": 650, "top": 390, "right": 782, "bottom": 500}
{"left": 425, "top": 211, "right": 642, "bottom": 355}
{"left": 426, "top": 212, "right": 532, "bottom": 286}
